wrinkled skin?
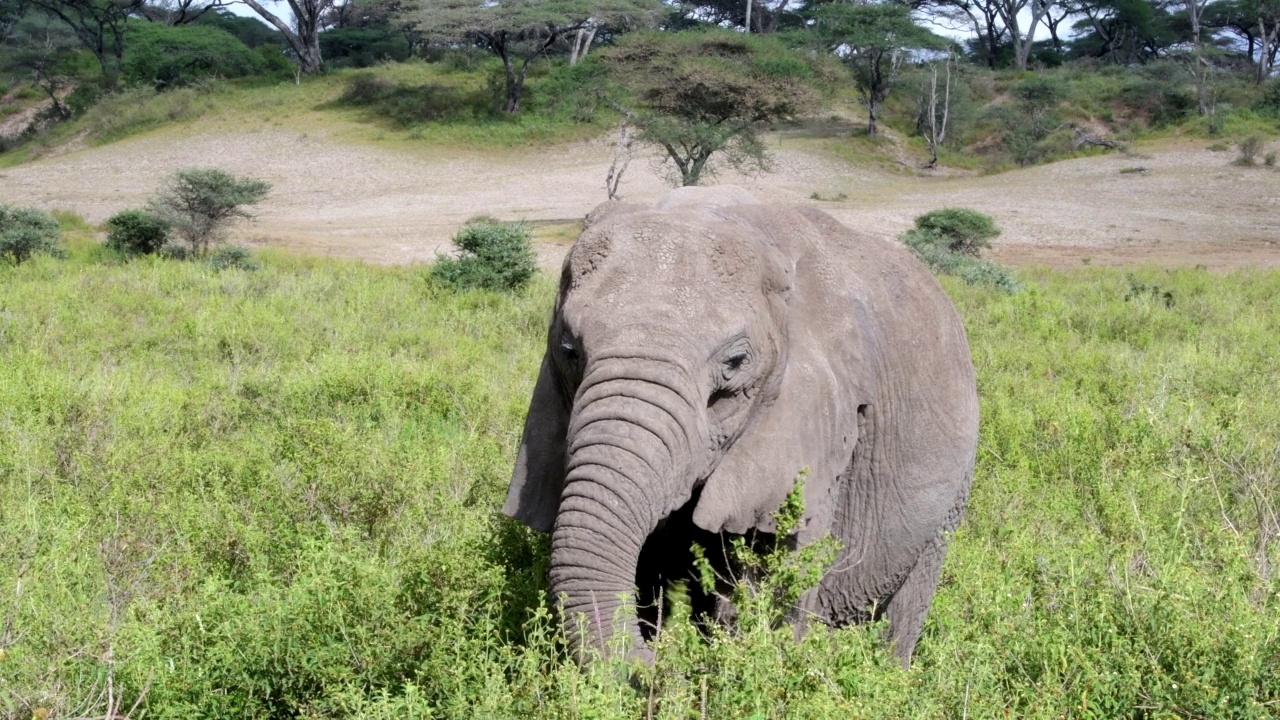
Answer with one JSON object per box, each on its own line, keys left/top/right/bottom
{"left": 504, "top": 186, "right": 979, "bottom": 667}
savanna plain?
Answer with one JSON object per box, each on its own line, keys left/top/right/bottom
{"left": 1, "top": 243, "right": 1277, "bottom": 718}
{"left": 2, "top": 22, "right": 1280, "bottom": 719}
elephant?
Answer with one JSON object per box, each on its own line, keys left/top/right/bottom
{"left": 503, "top": 186, "right": 979, "bottom": 667}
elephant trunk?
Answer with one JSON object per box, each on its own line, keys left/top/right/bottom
{"left": 549, "top": 356, "right": 700, "bottom": 663}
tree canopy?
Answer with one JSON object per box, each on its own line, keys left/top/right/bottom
{"left": 403, "top": 0, "right": 661, "bottom": 114}
{"left": 604, "top": 30, "right": 825, "bottom": 185}
{"left": 813, "top": 2, "right": 946, "bottom": 136}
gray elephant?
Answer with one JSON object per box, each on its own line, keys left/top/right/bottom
{"left": 503, "top": 186, "right": 979, "bottom": 667}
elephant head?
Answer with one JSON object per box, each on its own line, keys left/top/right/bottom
{"left": 504, "top": 187, "right": 879, "bottom": 662}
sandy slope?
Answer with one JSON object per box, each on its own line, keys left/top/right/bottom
{"left": 1, "top": 121, "right": 1277, "bottom": 270}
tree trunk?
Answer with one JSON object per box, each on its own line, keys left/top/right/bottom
{"left": 1007, "top": 0, "right": 1050, "bottom": 72}
{"left": 570, "top": 24, "right": 598, "bottom": 65}
{"left": 985, "top": 22, "right": 1000, "bottom": 69}
{"left": 1260, "top": 16, "right": 1271, "bottom": 83}
{"left": 502, "top": 53, "right": 521, "bottom": 114}
{"left": 240, "top": 0, "right": 326, "bottom": 76}
{"left": 867, "top": 99, "right": 879, "bottom": 137}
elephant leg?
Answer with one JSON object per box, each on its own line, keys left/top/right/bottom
{"left": 882, "top": 532, "right": 948, "bottom": 667}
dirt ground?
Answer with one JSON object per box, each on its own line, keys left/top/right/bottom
{"left": 1, "top": 120, "right": 1277, "bottom": 271}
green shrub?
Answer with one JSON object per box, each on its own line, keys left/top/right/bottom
{"left": 319, "top": 27, "right": 411, "bottom": 68}
{"left": 1119, "top": 77, "right": 1195, "bottom": 127}
{"left": 208, "top": 244, "right": 260, "bottom": 271}
{"left": 1258, "top": 76, "right": 1280, "bottom": 112}
{"left": 338, "top": 72, "right": 484, "bottom": 125}
{"left": 902, "top": 229, "right": 1019, "bottom": 292}
{"left": 0, "top": 204, "right": 65, "bottom": 264}
{"left": 147, "top": 167, "right": 271, "bottom": 256}
{"left": 431, "top": 219, "right": 537, "bottom": 292}
{"left": 123, "top": 22, "right": 264, "bottom": 88}
{"left": 105, "top": 209, "right": 170, "bottom": 256}
{"left": 911, "top": 207, "right": 999, "bottom": 256}
{"left": 158, "top": 243, "right": 192, "bottom": 260}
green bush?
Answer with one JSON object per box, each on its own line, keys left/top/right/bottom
{"left": 1119, "top": 77, "right": 1195, "bottom": 127}
{"left": 338, "top": 72, "right": 484, "bottom": 125}
{"left": 123, "top": 22, "right": 264, "bottom": 88}
{"left": 1258, "top": 77, "right": 1280, "bottom": 112}
{"left": 431, "top": 218, "right": 537, "bottom": 292}
{"left": 902, "top": 229, "right": 1019, "bottom": 292}
{"left": 208, "top": 244, "right": 260, "bottom": 271}
{"left": 0, "top": 204, "right": 65, "bottom": 265}
{"left": 320, "top": 27, "right": 411, "bottom": 68}
{"left": 911, "top": 207, "right": 1000, "bottom": 256}
{"left": 105, "top": 209, "right": 170, "bottom": 256}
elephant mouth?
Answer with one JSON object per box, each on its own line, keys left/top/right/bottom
{"left": 633, "top": 489, "right": 764, "bottom": 640}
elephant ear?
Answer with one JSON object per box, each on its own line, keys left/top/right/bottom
{"left": 691, "top": 207, "right": 870, "bottom": 543}
{"left": 503, "top": 353, "right": 570, "bottom": 534}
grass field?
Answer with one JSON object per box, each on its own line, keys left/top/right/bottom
{"left": 0, "top": 248, "right": 1277, "bottom": 719}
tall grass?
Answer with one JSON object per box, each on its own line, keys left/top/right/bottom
{"left": 0, "top": 256, "right": 1276, "bottom": 718}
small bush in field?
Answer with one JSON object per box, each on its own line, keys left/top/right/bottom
{"left": 432, "top": 219, "right": 536, "bottom": 292}
{"left": 208, "top": 244, "right": 259, "bottom": 271}
{"left": 159, "top": 243, "right": 192, "bottom": 260}
{"left": 148, "top": 167, "right": 270, "bottom": 257}
{"left": 911, "top": 207, "right": 1000, "bottom": 256}
{"left": 105, "top": 209, "right": 170, "bottom": 256}
{"left": 901, "top": 209, "right": 1017, "bottom": 292}
{"left": 1235, "top": 135, "right": 1265, "bottom": 166}
{"left": 0, "top": 204, "right": 65, "bottom": 265}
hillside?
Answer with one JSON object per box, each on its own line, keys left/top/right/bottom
{"left": 1, "top": 102, "right": 1278, "bottom": 270}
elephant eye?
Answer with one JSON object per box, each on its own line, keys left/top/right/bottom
{"left": 725, "top": 353, "right": 748, "bottom": 371}
{"left": 559, "top": 341, "right": 579, "bottom": 362}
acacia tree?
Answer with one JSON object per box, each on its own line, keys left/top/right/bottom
{"left": 239, "top": 0, "right": 336, "bottom": 75}
{"left": 24, "top": 0, "right": 147, "bottom": 89}
{"left": 918, "top": 0, "right": 1007, "bottom": 68}
{"left": 137, "top": 0, "right": 226, "bottom": 24}
{"left": 1205, "top": 0, "right": 1279, "bottom": 71}
{"left": 4, "top": 15, "right": 81, "bottom": 119}
{"left": 147, "top": 168, "right": 271, "bottom": 256}
{"left": 405, "top": 0, "right": 659, "bottom": 115}
{"left": 1, "top": 0, "right": 24, "bottom": 44}
{"left": 813, "top": 2, "right": 942, "bottom": 137}
{"left": 604, "top": 30, "right": 821, "bottom": 186}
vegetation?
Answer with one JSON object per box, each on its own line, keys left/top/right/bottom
{"left": 1236, "top": 134, "right": 1267, "bottom": 164}
{"left": 207, "top": 243, "right": 260, "bottom": 271}
{"left": 604, "top": 30, "right": 825, "bottom": 186}
{"left": 4, "top": 0, "right": 1280, "bottom": 170}
{"left": 121, "top": 21, "right": 265, "bottom": 88}
{"left": 0, "top": 254, "right": 1276, "bottom": 717}
{"left": 402, "top": 0, "right": 659, "bottom": 114}
{"left": 146, "top": 168, "right": 270, "bottom": 257}
{"left": 431, "top": 216, "right": 537, "bottom": 292}
{"left": 911, "top": 207, "right": 1001, "bottom": 256}
{"left": 811, "top": 2, "right": 945, "bottom": 137}
{"left": 0, "top": 204, "right": 65, "bottom": 264}
{"left": 902, "top": 208, "right": 1019, "bottom": 292}
{"left": 104, "top": 208, "right": 169, "bottom": 256}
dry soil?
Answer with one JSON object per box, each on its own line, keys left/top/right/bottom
{"left": 1, "top": 121, "right": 1277, "bottom": 271}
